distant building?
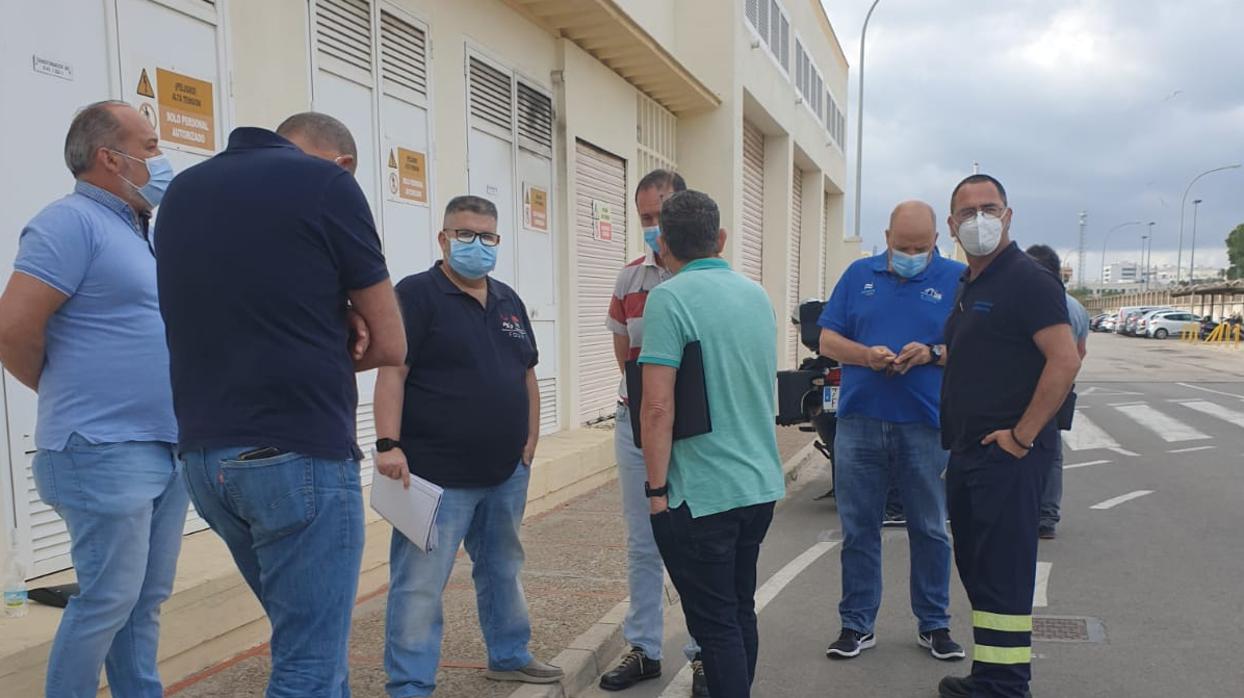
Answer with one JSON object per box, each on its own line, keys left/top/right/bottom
{"left": 1103, "top": 261, "right": 1139, "bottom": 284}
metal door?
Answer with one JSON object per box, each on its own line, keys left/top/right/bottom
{"left": 789, "top": 166, "right": 802, "bottom": 366}
{"left": 741, "top": 121, "right": 765, "bottom": 283}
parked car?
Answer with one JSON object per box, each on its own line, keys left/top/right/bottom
{"left": 1099, "top": 313, "right": 1118, "bottom": 332}
{"left": 1141, "top": 310, "right": 1200, "bottom": 339}
{"left": 1089, "top": 313, "right": 1110, "bottom": 331}
{"left": 1118, "top": 306, "right": 1169, "bottom": 336}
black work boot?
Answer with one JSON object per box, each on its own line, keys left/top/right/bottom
{"left": 599, "top": 647, "right": 660, "bottom": 691}
{"left": 939, "top": 675, "right": 1032, "bottom": 698}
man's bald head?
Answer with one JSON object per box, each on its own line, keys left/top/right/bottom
{"left": 276, "top": 111, "right": 358, "bottom": 174}
{"left": 886, "top": 200, "right": 938, "bottom": 255}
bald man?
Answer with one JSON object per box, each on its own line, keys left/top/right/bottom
{"left": 816, "top": 201, "right": 968, "bottom": 662}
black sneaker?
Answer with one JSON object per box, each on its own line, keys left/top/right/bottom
{"left": 939, "top": 675, "right": 1031, "bottom": 698}
{"left": 918, "top": 629, "right": 966, "bottom": 661}
{"left": 599, "top": 647, "right": 660, "bottom": 691}
{"left": 825, "top": 628, "right": 876, "bottom": 659}
{"left": 882, "top": 510, "right": 907, "bottom": 527}
{"left": 1039, "top": 526, "right": 1057, "bottom": 540}
{"left": 690, "top": 654, "right": 709, "bottom": 697}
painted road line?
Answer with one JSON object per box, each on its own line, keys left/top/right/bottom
{"left": 1114, "top": 403, "right": 1209, "bottom": 442}
{"left": 1108, "top": 401, "right": 1147, "bottom": 407}
{"left": 1064, "top": 459, "right": 1110, "bottom": 470}
{"left": 1091, "top": 490, "right": 1155, "bottom": 510}
{"left": 657, "top": 541, "right": 839, "bottom": 697}
{"left": 1064, "top": 412, "right": 1122, "bottom": 451}
{"left": 1176, "top": 382, "right": 1244, "bottom": 401}
{"left": 1033, "top": 562, "right": 1052, "bottom": 608}
{"left": 1179, "top": 400, "right": 1244, "bottom": 429}
{"left": 1168, "top": 445, "right": 1216, "bottom": 454}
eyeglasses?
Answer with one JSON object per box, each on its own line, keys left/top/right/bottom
{"left": 445, "top": 228, "right": 501, "bottom": 247}
{"left": 952, "top": 204, "right": 1006, "bottom": 223}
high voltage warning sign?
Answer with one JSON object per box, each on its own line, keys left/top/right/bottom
{"left": 136, "top": 69, "right": 155, "bottom": 98}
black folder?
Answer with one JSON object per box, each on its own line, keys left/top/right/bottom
{"left": 624, "top": 340, "right": 712, "bottom": 449}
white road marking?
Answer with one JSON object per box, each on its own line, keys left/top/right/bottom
{"left": 1179, "top": 400, "right": 1244, "bottom": 429}
{"left": 1064, "top": 412, "right": 1122, "bottom": 451}
{"left": 657, "top": 541, "right": 839, "bottom": 697}
{"left": 1113, "top": 403, "right": 1209, "bottom": 442}
{"left": 1033, "top": 562, "right": 1052, "bottom": 608}
{"left": 1176, "top": 382, "right": 1244, "bottom": 400}
{"left": 1168, "top": 445, "right": 1216, "bottom": 454}
{"left": 1108, "top": 401, "right": 1147, "bottom": 407}
{"left": 1064, "top": 459, "right": 1110, "bottom": 470}
{"left": 1110, "top": 447, "right": 1140, "bottom": 457}
{"left": 1091, "top": 490, "right": 1155, "bottom": 510}
{"left": 1079, "top": 386, "right": 1142, "bottom": 396}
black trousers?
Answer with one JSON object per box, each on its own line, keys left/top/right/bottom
{"left": 947, "top": 437, "right": 1051, "bottom": 697}
{"left": 650, "top": 501, "right": 775, "bottom": 698}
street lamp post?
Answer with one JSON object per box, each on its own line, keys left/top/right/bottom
{"left": 1145, "top": 221, "right": 1155, "bottom": 290}
{"left": 1101, "top": 220, "right": 1142, "bottom": 287}
{"left": 1190, "top": 199, "right": 1203, "bottom": 283}
{"left": 1178, "top": 164, "right": 1240, "bottom": 283}
{"left": 851, "top": 0, "right": 883, "bottom": 240}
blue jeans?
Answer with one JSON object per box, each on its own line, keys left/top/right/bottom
{"left": 616, "top": 404, "right": 701, "bottom": 662}
{"left": 1039, "top": 434, "right": 1064, "bottom": 529}
{"left": 181, "top": 447, "right": 364, "bottom": 698}
{"left": 833, "top": 415, "right": 952, "bottom": 634}
{"left": 32, "top": 435, "right": 188, "bottom": 698}
{"left": 384, "top": 462, "right": 534, "bottom": 697}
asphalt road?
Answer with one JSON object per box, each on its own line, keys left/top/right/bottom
{"left": 581, "top": 333, "right": 1244, "bottom": 697}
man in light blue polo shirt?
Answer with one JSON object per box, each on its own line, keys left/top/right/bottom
{"left": 817, "top": 201, "right": 967, "bottom": 663}
{"left": 0, "top": 101, "right": 184, "bottom": 697}
{"left": 639, "top": 190, "right": 783, "bottom": 698}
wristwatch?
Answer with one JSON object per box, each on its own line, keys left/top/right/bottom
{"left": 375, "top": 438, "right": 402, "bottom": 453}
{"left": 644, "top": 481, "right": 669, "bottom": 498}
{"left": 926, "top": 343, "right": 944, "bottom": 363}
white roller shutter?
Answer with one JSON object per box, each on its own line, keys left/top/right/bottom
{"left": 789, "top": 167, "right": 803, "bottom": 366}
{"left": 821, "top": 190, "right": 830, "bottom": 298}
{"left": 574, "top": 141, "right": 627, "bottom": 424}
{"left": 741, "top": 121, "right": 765, "bottom": 284}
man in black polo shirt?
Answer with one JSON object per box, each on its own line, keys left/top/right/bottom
{"left": 373, "top": 195, "right": 563, "bottom": 694}
{"left": 155, "top": 114, "right": 408, "bottom": 696}
{"left": 936, "top": 174, "right": 1081, "bottom": 698}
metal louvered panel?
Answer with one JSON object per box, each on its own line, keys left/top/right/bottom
{"left": 26, "top": 453, "right": 70, "bottom": 577}
{"left": 469, "top": 57, "right": 513, "bottom": 138}
{"left": 356, "top": 400, "right": 377, "bottom": 487}
{"left": 741, "top": 121, "right": 765, "bottom": 284}
{"left": 637, "top": 93, "right": 677, "bottom": 172}
{"left": 380, "top": 10, "right": 426, "bottom": 100}
{"left": 538, "top": 377, "right": 559, "bottom": 434}
{"left": 517, "top": 82, "right": 553, "bottom": 155}
{"left": 778, "top": 12, "right": 790, "bottom": 71}
{"left": 745, "top": 0, "right": 759, "bottom": 28}
{"left": 789, "top": 167, "right": 803, "bottom": 367}
{"left": 821, "top": 190, "right": 830, "bottom": 297}
{"left": 756, "top": 0, "right": 769, "bottom": 41}
{"left": 317, "top": 0, "right": 373, "bottom": 76}
{"left": 574, "top": 141, "right": 627, "bottom": 424}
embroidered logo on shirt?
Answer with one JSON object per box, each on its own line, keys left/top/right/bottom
{"left": 921, "top": 287, "right": 944, "bottom": 304}
{"left": 500, "top": 314, "right": 529, "bottom": 339}
{"left": 862, "top": 282, "right": 876, "bottom": 297}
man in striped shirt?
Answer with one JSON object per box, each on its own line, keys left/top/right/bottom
{"left": 598, "top": 170, "right": 706, "bottom": 696}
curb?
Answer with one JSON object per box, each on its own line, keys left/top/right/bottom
{"left": 505, "top": 434, "right": 824, "bottom": 698}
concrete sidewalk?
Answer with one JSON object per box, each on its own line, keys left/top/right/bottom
{"left": 170, "top": 426, "right": 818, "bottom": 697}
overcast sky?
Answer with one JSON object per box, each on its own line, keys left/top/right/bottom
{"left": 819, "top": 0, "right": 1244, "bottom": 281}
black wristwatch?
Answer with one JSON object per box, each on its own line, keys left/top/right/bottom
{"left": 376, "top": 438, "right": 402, "bottom": 453}
{"left": 926, "top": 343, "right": 944, "bottom": 363}
{"left": 644, "top": 481, "right": 669, "bottom": 498}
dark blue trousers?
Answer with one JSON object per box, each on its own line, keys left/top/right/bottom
{"left": 946, "top": 433, "right": 1052, "bottom": 697}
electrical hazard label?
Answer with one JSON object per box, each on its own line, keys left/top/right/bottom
{"left": 156, "top": 68, "right": 214, "bottom": 152}
{"left": 136, "top": 68, "right": 155, "bottom": 98}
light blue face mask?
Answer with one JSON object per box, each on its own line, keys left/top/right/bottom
{"left": 112, "top": 150, "right": 175, "bottom": 208}
{"left": 643, "top": 225, "right": 661, "bottom": 254}
{"left": 891, "top": 249, "right": 931, "bottom": 279}
{"left": 448, "top": 238, "right": 498, "bottom": 280}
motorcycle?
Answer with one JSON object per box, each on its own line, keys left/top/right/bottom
{"left": 776, "top": 298, "right": 841, "bottom": 498}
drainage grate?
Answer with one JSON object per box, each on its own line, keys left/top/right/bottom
{"left": 1032, "top": 615, "right": 1105, "bottom": 643}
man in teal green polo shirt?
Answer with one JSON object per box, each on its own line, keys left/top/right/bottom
{"left": 639, "top": 189, "right": 784, "bottom": 698}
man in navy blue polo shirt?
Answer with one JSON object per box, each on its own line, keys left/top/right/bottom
{"left": 373, "top": 195, "right": 563, "bottom": 695}
{"left": 936, "top": 175, "right": 1081, "bottom": 698}
{"left": 155, "top": 114, "right": 408, "bottom": 697}
{"left": 817, "top": 201, "right": 967, "bottom": 663}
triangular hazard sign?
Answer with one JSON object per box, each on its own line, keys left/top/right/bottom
{"left": 136, "top": 69, "right": 155, "bottom": 98}
{"left": 388, "top": 149, "right": 397, "bottom": 168}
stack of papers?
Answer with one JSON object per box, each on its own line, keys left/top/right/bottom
{"left": 370, "top": 464, "right": 444, "bottom": 553}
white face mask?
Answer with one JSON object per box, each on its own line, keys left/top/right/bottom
{"left": 956, "top": 212, "right": 1004, "bottom": 257}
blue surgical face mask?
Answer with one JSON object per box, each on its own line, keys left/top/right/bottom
{"left": 891, "top": 249, "right": 931, "bottom": 279}
{"left": 643, "top": 226, "right": 661, "bottom": 254}
{"left": 112, "top": 150, "right": 175, "bottom": 208}
{"left": 448, "top": 238, "right": 497, "bottom": 280}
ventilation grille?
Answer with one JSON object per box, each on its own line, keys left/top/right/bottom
{"left": 380, "top": 10, "right": 426, "bottom": 97}
{"left": 469, "top": 57, "right": 513, "bottom": 134}
{"left": 517, "top": 82, "right": 553, "bottom": 152}
{"left": 538, "top": 377, "right": 559, "bottom": 434}
{"left": 316, "top": 0, "right": 373, "bottom": 75}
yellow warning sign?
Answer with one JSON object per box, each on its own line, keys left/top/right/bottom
{"left": 156, "top": 68, "right": 214, "bottom": 151}
{"left": 136, "top": 68, "right": 155, "bottom": 98}
{"left": 524, "top": 184, "right": 548, "bottom": 232}
{"left": 388, "top": 147, "right": 428, "bottom": 205}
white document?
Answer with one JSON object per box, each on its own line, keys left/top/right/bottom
{"left": 370, "top": 466, "right": 444, "bottom": 553}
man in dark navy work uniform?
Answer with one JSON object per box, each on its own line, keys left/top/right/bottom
{"left": 936, "top": 174, "right": 1081, "bottom": 698}
{"left": 373, "top": 195, "right": 563, "bottom": 695}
